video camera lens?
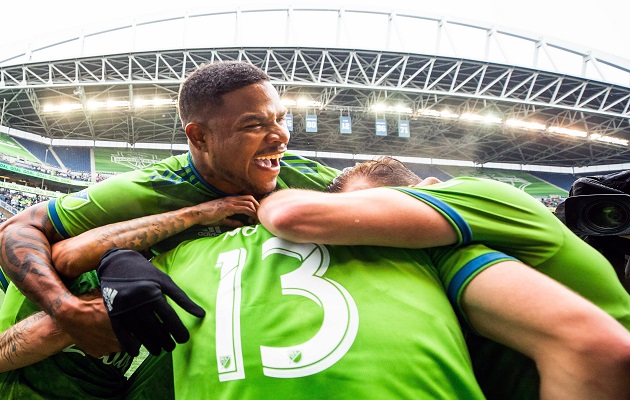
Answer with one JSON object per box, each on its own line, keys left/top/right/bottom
{"left": 564, "top": 194, "right": 630, "bottom": 236}
{"left": 583, "top": 200, "right": 630, "bottom": 234}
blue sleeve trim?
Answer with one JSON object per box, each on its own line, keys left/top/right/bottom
{"left": 47, "top": 199, "right": 70, "bottom": 239}
{"left": 394, "top": 187, "right": 473, "bottom": 244}
{"left": 447, "top": 252, "right": 517, "bottom": 304}
{"left": 0, "top": 269, "right": 9, "bottom": 292}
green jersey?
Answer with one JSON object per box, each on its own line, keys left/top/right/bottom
{"left": 0, "top": 272, "right": 133, "bottom": 400}
{"left": 0, "top": 152, "right": 338, "bottom": 399}
{"left": 153, "top": 224, "right": 514, "bottom": 400}
{"left": 391, "top": 177, "right": 630, "bottom": 399}
{"left": 47, "top": 152, "right": 339, "bottom": 253}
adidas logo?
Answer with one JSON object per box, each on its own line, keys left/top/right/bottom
{"left": 102, "top": 287, "right": 118, "bottom": 311}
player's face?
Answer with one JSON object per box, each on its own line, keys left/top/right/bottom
{"left": 204, "top": 81, "right": 289, "bottom": 196}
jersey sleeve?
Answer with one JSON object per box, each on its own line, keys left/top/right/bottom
{"left": 389, "top": 178, "right": 563, "bottom": 266}
{"left": 47, "top": 170, "right": 159, "bottom": 238}
{"left": 277, "top": 153, "right": 339, "bottom": 191}
{"left": 424, "top": 244, "right": 516, "bottom": 326}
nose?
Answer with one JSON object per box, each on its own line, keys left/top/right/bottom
{"left": 266, "top": 120, "right": 290, "bottom": 144}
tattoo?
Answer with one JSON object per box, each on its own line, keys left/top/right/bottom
{"left": 0, "top": 312, "right": 46, "bottom": 366}
{"left": 93, "top": 211, "right": 189, "bottom": 251}
{"left": 0, "top": 203, "right": 67, "bottom": 316}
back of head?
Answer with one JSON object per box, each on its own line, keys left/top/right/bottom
{"left": 178, "top": 61, "right": 270, "bottom": 126}
{"left": 328, "top": 156, "right": 422, "bottom": 192}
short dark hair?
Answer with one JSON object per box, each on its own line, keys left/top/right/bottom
{"left": 328, "top": 156, "right": 423, "bottom": 192}
{"left": 178, "top": 61, "right": 271, "bottom": 126}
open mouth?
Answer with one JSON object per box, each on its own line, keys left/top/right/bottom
{"left": 253, "top": 152, "right": 284, "bottom": 169}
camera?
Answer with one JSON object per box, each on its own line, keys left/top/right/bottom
{"left": 563, "top": 194, "right": 630, "bottom": 236}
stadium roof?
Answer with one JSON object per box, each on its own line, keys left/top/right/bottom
{"left": 1, "top": 4, "right": 629, "bottom": 169}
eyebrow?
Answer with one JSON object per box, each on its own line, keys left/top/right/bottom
{"left": 236, "top": 114, "right": 265, "bottom": 125}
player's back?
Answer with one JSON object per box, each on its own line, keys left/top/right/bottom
{"left": 153, "top": 225, "right": 486, "bottom": 400}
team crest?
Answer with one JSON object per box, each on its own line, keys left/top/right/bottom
{"left": 61, "top": 189, "right": 91, "bottom": 210}
{"left": 111, "top": 151, "right": 160, "bottom": 169}
{"left": 289, "top": 350, "right": 302, "bottom": 363}
{"left": 219, "top": 356, "right": 231, "bottom": 370}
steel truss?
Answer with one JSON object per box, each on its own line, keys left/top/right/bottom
{"left": 1, "top": 47, "right": 629, "bottom": 167}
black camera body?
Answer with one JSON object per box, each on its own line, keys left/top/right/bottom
{"left": 563, "top": 193, "right": 630, "bottom": 236}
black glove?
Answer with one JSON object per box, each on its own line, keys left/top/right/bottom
{"left": 97, "top": 248, "right": 205, "bottom": 356}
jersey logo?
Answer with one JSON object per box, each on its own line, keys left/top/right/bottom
{"left": 102, "top": 286, "right": 118, "bottom": 311}
{"left": 197, "top": 226, "right": 223, "bottom": 237}
{"left": 219, "top": 356, "right": 232, "bottom": 369}
{"left": 289, "top": 350, "right": 302, "bottom": 363}
{"left": 61, "top": 189, "right": 91, "bottom": 210}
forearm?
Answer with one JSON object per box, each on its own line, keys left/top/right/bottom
{"left": 52, "top": 195, "right": 258, "bottom": 278}
{"left": 0, "top": 311, "right": 72, "bottom": 373}
{"left": 462, "top": 261, "right": 630, "bottom": 400}
{"left": 52, "top": 206, "right": 200, "bottom": 278}
{"left": 259, "top": 188, "right": 456, "bottom": 247}
{"left": 0, "top": 203, "right": 69, "bottom": 316}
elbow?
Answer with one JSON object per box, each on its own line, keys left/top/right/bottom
{"left": 259, "top": 195, "right": 311, "bottom": 242}
{"left": 52, "top": 244, "right": 80, "bottom": 279}
{"left": 259, "top": 203, "right": 301, "bottom": 240}
{"left": 566, "top": 326, "right": 630, "bottom": 397}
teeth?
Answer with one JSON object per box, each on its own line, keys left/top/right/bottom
{"left": 255, "top": 153, "right": 283, "bottom": 161}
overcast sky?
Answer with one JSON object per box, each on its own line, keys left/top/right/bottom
{"left": 4, "top": 0, "right": 629, "bottom": 60}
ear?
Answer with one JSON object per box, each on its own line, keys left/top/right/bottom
{"left": 185, "top": 122, "right": 209, "bottom": 151}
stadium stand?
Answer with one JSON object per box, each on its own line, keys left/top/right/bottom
{"left": 527, "top": 171, "right": 577, "bottom": 192}
{"left": 407, "top": 164, "right": 453, "bottom": 182}
{"left": 12, "top": 138, "right": 62, "bottom": 169}
{"left": 54, "top": 147, "right": 91, "bottom": 172}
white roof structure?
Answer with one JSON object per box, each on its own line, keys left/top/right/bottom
{"left": 1, "top": 4, "right": 629, "bottom": 169}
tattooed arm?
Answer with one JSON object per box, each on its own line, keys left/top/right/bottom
{"left": 0, "top": 290, "right": 106, "bottom": 372}
{"left": 0, "top": 196, "right": 257, "bottom": 357}
{"left": 0, "top": 311, "right": 71, "bottom": 373}
{"left": 52, "top": 195, "right": 259, "bottom": 278}
{"left": 0, "top": 202, "right": 117, "bottom": 358}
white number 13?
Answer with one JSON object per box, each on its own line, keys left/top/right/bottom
{"left": 215, "top": 237, "right": 359, "bottom": 381}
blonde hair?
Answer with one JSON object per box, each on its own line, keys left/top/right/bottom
{"left": 328, "top": 156, "right": 422, "bottom": 192}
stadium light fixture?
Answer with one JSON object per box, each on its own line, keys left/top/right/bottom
{"left": 43, "top": 98, "right": 176, "bottom": 113}
{"left": 440, "top": 109, "right": 459, "bottom": 119}
{"left": 590, "top": 134, "right": 629, "bottom": 146}
{"left": 87, "top": 100, "right": 130, "bottom": 110}
{"left": 370, "top": 103, "right": 413, "bottom": 114}
{"left": 548, "top": 126, "right": 587, "bottom": 138}
{"left": 281, "top": 98, "right": 322, "bottom": 108}
{"left": 297, "top": 98, "right": 322, "bottom": 108}
{"left": 42, "top": 103, "right": 82, "bottom": 113}
{"left": 133, "top": 98, "right": 177, "bottom": 108}
{"left": 506, "top": 119, "right": 546, "bottom": 131}
{"left": 461, "top": 113, "right": 502, "bottom": 124}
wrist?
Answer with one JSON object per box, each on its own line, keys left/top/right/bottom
{"left": 50, "top": 292, "right": 83, "bottom": 325}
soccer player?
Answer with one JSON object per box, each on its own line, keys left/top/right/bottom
{"left": 0, "top": 61, "right": 338, "bottom": 355}
{"left": 0, "top": 165, "right": 628, "bottom": 399}
{"left": 0, "top": 61, "right": 338, "bottom": 398}
{"left": 0, "top": 195, "right": 260, "bottom": 399}
{"left": 0, "top": 221, "right": 579, "bottom": 399}
{"left": 258, "top": 156, "right": 630, "bottom": 399}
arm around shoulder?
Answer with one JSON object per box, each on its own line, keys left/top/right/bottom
{"left": 259, "top": 187, "right": 457, "bottom": 248}
{"left": 0, "top": 311, "right": 72, "bottom": 373}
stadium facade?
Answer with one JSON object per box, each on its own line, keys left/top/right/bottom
{"left": 0, "top": 4, "right": 629, "bottom": 205}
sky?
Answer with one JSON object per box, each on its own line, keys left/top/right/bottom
{"left": 3, "top": 0, "right": 629, "bottom": 60}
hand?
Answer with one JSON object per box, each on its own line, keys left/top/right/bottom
{"left": 190, "top": 195, "right": 260, "bottom": 227}
{"left": 97, "top": 248, "right": 205, "bottom": 356}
